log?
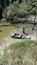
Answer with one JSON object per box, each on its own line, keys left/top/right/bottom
{"left": 0, "top": 24, "right": 11, "bottom": 27}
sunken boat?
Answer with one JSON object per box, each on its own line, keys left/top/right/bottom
{"left": 11, "top": 33, "right": 31, "bottom": 39}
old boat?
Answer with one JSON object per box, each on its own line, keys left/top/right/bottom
{"left": 11, "top": 33, "right": 31, "bottom": 39}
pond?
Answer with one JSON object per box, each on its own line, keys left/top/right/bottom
{"left": 0, "top": 21, "right": 37, "bottom": 45}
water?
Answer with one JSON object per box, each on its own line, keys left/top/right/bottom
{"left": 0, "top": 22, "right": 37, "bottom": 45}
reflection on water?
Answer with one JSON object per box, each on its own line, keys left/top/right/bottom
{"left": 0, "top": 22, "right": 37, "bottom": 44}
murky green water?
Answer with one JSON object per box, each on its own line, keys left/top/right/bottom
{"left": 0, "top": 21, "right": 37, "bottom": 44}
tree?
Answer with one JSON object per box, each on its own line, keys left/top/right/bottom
{"left": 2, "top": 0, "right": 37, "bottom": 23}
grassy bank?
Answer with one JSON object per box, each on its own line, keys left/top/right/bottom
{"left": 0, "top": 40, "right": 37, "bottom": 65}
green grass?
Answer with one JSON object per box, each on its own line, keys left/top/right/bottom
{"left": 7, "top": 40, "right": 37, "bottom": 65}
{"left": 0, "top": 40, "right": 37, "bottom": 65}
{"left": 9, "top": 40, "right": 37, "bottom": 49}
